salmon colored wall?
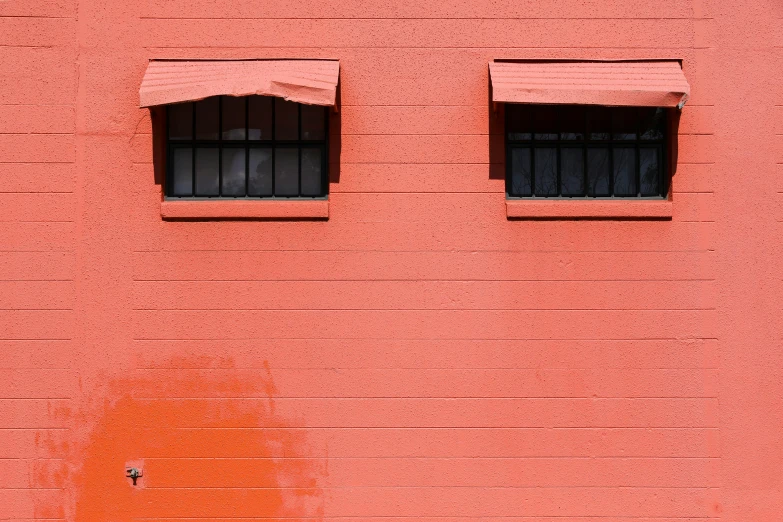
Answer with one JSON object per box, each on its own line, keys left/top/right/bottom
{"left": 1, "top": 0, "right": 781, "bottom": 520}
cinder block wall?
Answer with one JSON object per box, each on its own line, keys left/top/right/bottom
{"left": 0, "top": 0, "right": 781, "bottom": 520}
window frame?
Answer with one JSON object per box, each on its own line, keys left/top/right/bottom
{"left": 164, "top": 95, "right": 330, "bottom": 200}
{"left": 504, "top": 103, "right": 670, "bottom": 200}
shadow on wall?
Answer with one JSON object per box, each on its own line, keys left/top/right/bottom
{"left": 34, "top": 358, "right": 326, "bottom": 520}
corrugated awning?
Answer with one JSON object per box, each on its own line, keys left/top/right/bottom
{"left": 490, "top": 60, "right": 690, "bottom": 109}
{"left": 139, "top": 59, "right": 340, "bottom": 108}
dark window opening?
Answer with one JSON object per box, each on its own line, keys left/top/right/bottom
{"left": 166, "top": 96, "right": 328, "bottom": 199}
{"left": 505, "top": 104, "right": 668, "bottom": 199}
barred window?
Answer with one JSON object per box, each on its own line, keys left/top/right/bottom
{"left": 166, "top": 95, "right": 328, "bottom": 199}
{"left": 506, "top": 105, "right": 668, "bottom": 198}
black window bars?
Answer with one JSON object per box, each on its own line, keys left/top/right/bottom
{"left": 505, "top": 104, "right": 668, "bottom": 199}
{"left": 166, "top": 95, "right": 329, "bottom": 199}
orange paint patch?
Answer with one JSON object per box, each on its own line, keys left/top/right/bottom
{"left": 36, "top": 360, "right": 325, "bottom": 520}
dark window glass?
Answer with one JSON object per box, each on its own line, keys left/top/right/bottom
{"left": 613, "top": 147, "right": 637, "bottom": 196}
{"left": 248, "top": 96, "right": 273, "bottom": 140}
{"left": 222, "top": 96, "right": 246, "bottom": 141}
{"left": 505, "top": 104, "right": 667, "bottom": 198}
{"left": 195, "top": 98, "right": 219, "bottom": 140}
{"left": 274, "top": 148, "right": 299, "bottom": 196}
{"left": 275, "top": 98, "right": 299, "bottom": 140}
{"left": 587, "top": 148, "right": 610, "bottom": 196}
{"left": 301, "top": 148, "right": 323, "bottom": 196}
{"left": 506, "top": 104, "right": 532, "bottom": 141}
{"left": 302, "top": 105, "right": 326, "bottom": 141}
{"left": 194, "top": 148, "right": 219, "bottom": 196}
{"left": 587, "top": 106, "right": 611, "bottom": 141}
{"left": 640, "top": 148, "right": 661, "bottom": 196}
{"left": 534, "top": 148, "right": 557, "bottom": 196}
{"left": 560, "top": 148, "right": 584, "bottom": 196}
{"left": 509, "top": 147, "right": 532, "bottom": 196}
{"left": 171, "top": 147, "right": 193, "bottom": 196}
{"left": 166, "top": 95, "right": 328, "bottom": 199}
{"left": 248, "top": 148, "right": 273, "bottom": 196}
{"left": 640, "top": 108, "right": 666, "bottom": 140}
{"left": 533, "top": 105, "right": 558, "bottom": 140}
{"left": 221, "top": 148, "right": 246, "bottom": 196}
{"left": 168, "top": 103, "right": 193, "bottom": 140}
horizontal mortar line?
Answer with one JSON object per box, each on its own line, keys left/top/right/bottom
{"left": 139, "top": 16, "right": 699, "bottom": 20}
{"left": 136, "top": 367, "right": 720, "bottom": 371}
{"left": 0, "top": 427, "right": 69, "bottom": 430}
{"left": 0, "top": 191, "right": 74, "bottom": 194}
{"left": 132, "top": 279, "right": 718, "bottom": 283}
{"left": 132, "top": 396, "right": 717, "bottom": 400}
{"left": 144, "top": 46, "right": 699, "bottom": 51}
{"left": 164, "top": 426, "right": 719, "bottom": 430}
{"left": 0, "top": 487, "right": 64, "bottom": 490}
{"left": 0, "top": 132, "right": 73, "bottom": 135}
{"left": 144, "top": 483, "right": 715, "bottom": 487}
{"left": 132, "top": 337, "right": 718, "bottom": 342}
{"left": 0, "top": 280, "right": 74, "bottom": 282}
{"left": 128, "top": 518, "right": 718, "bottom": 521}
{"left": 145, "top": 455, "right": 719, "bottom": 460}
{"left": 127, "top": 512, "right": 720, "bottom": 522}
{"left": 0, "top": 308, "right": 73, "bottom": 312}
{"left": 0, "top": 338, "right": 73, "bottom": 341}
{"left": 131, "top": 308, "right": 717, "bottom": 312}
{"left": 133, "top": 249, "right": 716, "bottom": 253}
{"left": 0, "top": 397, "right": 71, "bottom": 400}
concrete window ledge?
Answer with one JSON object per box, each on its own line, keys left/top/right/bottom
{"left": 506, "top": 199, "right": 673, "bottom": 220}
{"left": 160, "top": 200, "right": 329, "bottom": 220}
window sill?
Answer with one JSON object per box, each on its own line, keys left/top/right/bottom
{"left": 506, "top": 199, "right": 673, "bottom": 220}
{"left": 160, "top": 199, "right": 329, "bottom": 220}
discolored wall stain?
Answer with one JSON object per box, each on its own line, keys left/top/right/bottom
{"left": 34, "top": 358, "right": 325, "bottom": 520}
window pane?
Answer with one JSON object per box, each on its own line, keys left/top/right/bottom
{"left": 221, "top": 148, "right": 246, "bottom": 196}
{"left": 194, "top": 148, "right": 219, "bottom": 196}
{"left": 533, "top": 105, "right": 558, "bottom": 140}
{"left": 640, "top": 148, "right": 661, "bottom": 196}
{"left": 587, "top": 148, "right": 610, "bottom": 196}
{"left": 222, "top": 96, "right": 246, "bottom": 141}
{"left": 612, "top": 107, "right": 638, "bottom": 140}
{"left": 509, "top": 147, "right": 531, "bottom": 196}
{"left": 587, "top": 107, "right": 611, "bottom": 141}
{"left": 274, "top": 148, "right": 299, "bottom": 196}
{"left": 275, "top": 98, "right": 299, "bottom": 140}
{"left": 640, "top": 108, "right": 666, "bottom": 140}
{"left": 171, "top": 147, "right": 193, "bottom": 196}
{"left": 248, "top": 148, "right": 273, "bottom": 196}
{"left": 507, "top": 104, "right": 532, "bottom": 141}
{"left": 168, "top": 103, "right": 193, "bottom": 140}
{"left": 195, "top": 98, "right": 219, "bottom": 140}
{"left": 559, "top": 106, "right": 585, "bottom": 141}
{"left": 301, "top": 148, "right": 322, "bottom": 196}
{"left": 613, "top": 147, "right": 637, "bottom": 196}
{"left": 534, "top": 148, "right": 557, "bottom": 196}
{"left": 301, "top": 105, "right": 325, "bottom": 141}
{"left": 249, "top": 96, "right": 273, "bottom": 140}
{"left": 561, "top": 148, "right": 584, "bottom": 196}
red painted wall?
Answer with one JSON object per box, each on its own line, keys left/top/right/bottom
{"left": 1, "top": 0, "right": 782, "bottom": 520}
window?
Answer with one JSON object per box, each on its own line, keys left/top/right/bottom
{"left": 506, "top": 104, "right": 668, "bottom": 199}
{"left": 166, "top": 95, "right": 328, "bottom": 199}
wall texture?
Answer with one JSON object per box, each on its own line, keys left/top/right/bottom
{"left": 0, "top": 0, "right": 781, "bottom": 520}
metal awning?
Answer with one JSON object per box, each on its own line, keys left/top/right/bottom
{"left": 490, "top": 60, "right": 690, "bottom": 109}
{"left": 139, "top": 59, "right": 340, "bottom": 108}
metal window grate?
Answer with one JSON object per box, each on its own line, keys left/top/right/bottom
{"left": 166, "top": 95, "right": 329, "bottom": 199}
{"left": 505, "top": 104, "right": 668, "bottom": 199}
